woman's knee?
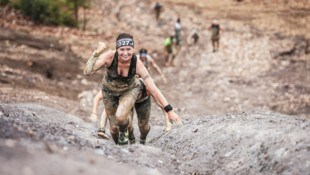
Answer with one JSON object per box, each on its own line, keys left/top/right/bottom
{"left": 116, "top": 103, "right": 134, "bottom": 125}
{"left": 116, "top": 110, "right": 132, "bottom": 126}
{"left": 115, "top": 115, "right": 127, "bottom": 125}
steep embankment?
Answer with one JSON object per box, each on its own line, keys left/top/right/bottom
{"left": 153, "top": 111, "right": 310, "bottom": 174}
{"left": 1, "top": 104, "right": 309, "bottom": 175}
{"left": 0, "top": 103, "right": 176, "bottom": 175}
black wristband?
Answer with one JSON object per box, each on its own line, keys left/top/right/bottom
{"left": 164, "top": 104, "right": 173, "bottom": 112}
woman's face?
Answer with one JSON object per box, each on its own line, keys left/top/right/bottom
{"left": 117, "top": 46, "right": 134, "bottom": 62}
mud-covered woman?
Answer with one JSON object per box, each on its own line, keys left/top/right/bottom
{"left": 84, "top": 33, "right": 181, "bottom": 145}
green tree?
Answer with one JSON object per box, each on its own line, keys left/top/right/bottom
{"left": 66, "top": 0, "right": 90, "bottom": 22}
{"left": 2, "top": 0, "right": 90, "bottom": 27}
{"left": 15, "top": 0, "right": 79, "bottom": 27}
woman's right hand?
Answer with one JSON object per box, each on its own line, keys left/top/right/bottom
{"left": 95, "top": 42, "right": 107, "bottom": 54}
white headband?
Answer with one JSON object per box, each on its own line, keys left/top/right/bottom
{"left": 116, "top": 38, "right": 134, "bottom": 49}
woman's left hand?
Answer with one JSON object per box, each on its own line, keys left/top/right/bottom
{"left": 168, "top": 111, "right": 182, "bottom": 124}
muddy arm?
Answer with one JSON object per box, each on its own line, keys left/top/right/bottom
{"left": 151, "top": 94, "right": 172, "bottom": 131}
{"left": 83, "top": 42, "right": 110, "bottom": 75}
{"left": 83, "top": 52, "right": 99, "bottom": 75}
{"left": 136, "top": 59, "right": 181, "bottom": 124}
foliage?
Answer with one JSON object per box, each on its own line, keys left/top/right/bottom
{"left": 66, "top": 0, "right": 90, "bottom": 9}
{"left": 66, "top": 0, "right": 91, "bottom": 22}
{"left": 3, "top": 0, "right": 90, "bottom": 27}
{"left": 0, "top": 0, "right": 10, "bottom": 5}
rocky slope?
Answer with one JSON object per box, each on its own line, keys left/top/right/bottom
{"left": 0, "top": 0, "right": 309, "bottom": 174}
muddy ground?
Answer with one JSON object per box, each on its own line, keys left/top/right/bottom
{"left": 0, "top": 0, "right": 309, "bottom": 174}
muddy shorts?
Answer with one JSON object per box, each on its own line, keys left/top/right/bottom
{"left": 101, "top": 78, "right": 142, "bottom": 128}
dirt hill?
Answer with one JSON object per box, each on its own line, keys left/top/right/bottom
{"left": 0, "top": 0, "right": 309, "bottom": 174}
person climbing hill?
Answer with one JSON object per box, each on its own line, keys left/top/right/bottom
{"left": 154, "top": 2, "right": 163, "bottom": 21}
{"left": 209, "top": 19, "right": 222, "bottom": 52}
{"left": 175, "top": 18, "right": 182, "bottom": 46}
{"left": 137, "top": 48, "right": 167, "bottom": 83}
{"left": 187, "top": 29, "right": 199, "bottom": 45}
{"left": 84, "top": 33, "right": 181, "bottom": 145}
{"left": 164, "top": 35, "right": 177, "bottom": 66}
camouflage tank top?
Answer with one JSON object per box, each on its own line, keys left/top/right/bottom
{"left": 102, "top": 51, "right": 140, "bottom": 96}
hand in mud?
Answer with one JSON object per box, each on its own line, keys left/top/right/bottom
{"left": 164, "top": 112, "right": 172, "bottom": 131}
{"left": 95, "top": 42, "right": 107, "bottom": 55}
{"left": 165, "top": 121, "right": 172, "bottom": 132}
{"left": 168, "top": 111, "right": 182, "bottom": 125}
{"left": 89, "top": 113, "right": 98, "bottom": 123}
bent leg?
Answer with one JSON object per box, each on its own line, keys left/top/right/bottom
{"left": 101, "top": 81, "right": 141, "bottom": 145}
{"left": 116, "top": 88, "right": 140, "bottom": 132}
{"left": 135, "top": 97, "right": 151, "bottom": 144}
{"left": 101, "top": 90, "right": 119, "bottom": 144}
{"left": 116, "top": 96, "right": 135, "bottom": 131}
